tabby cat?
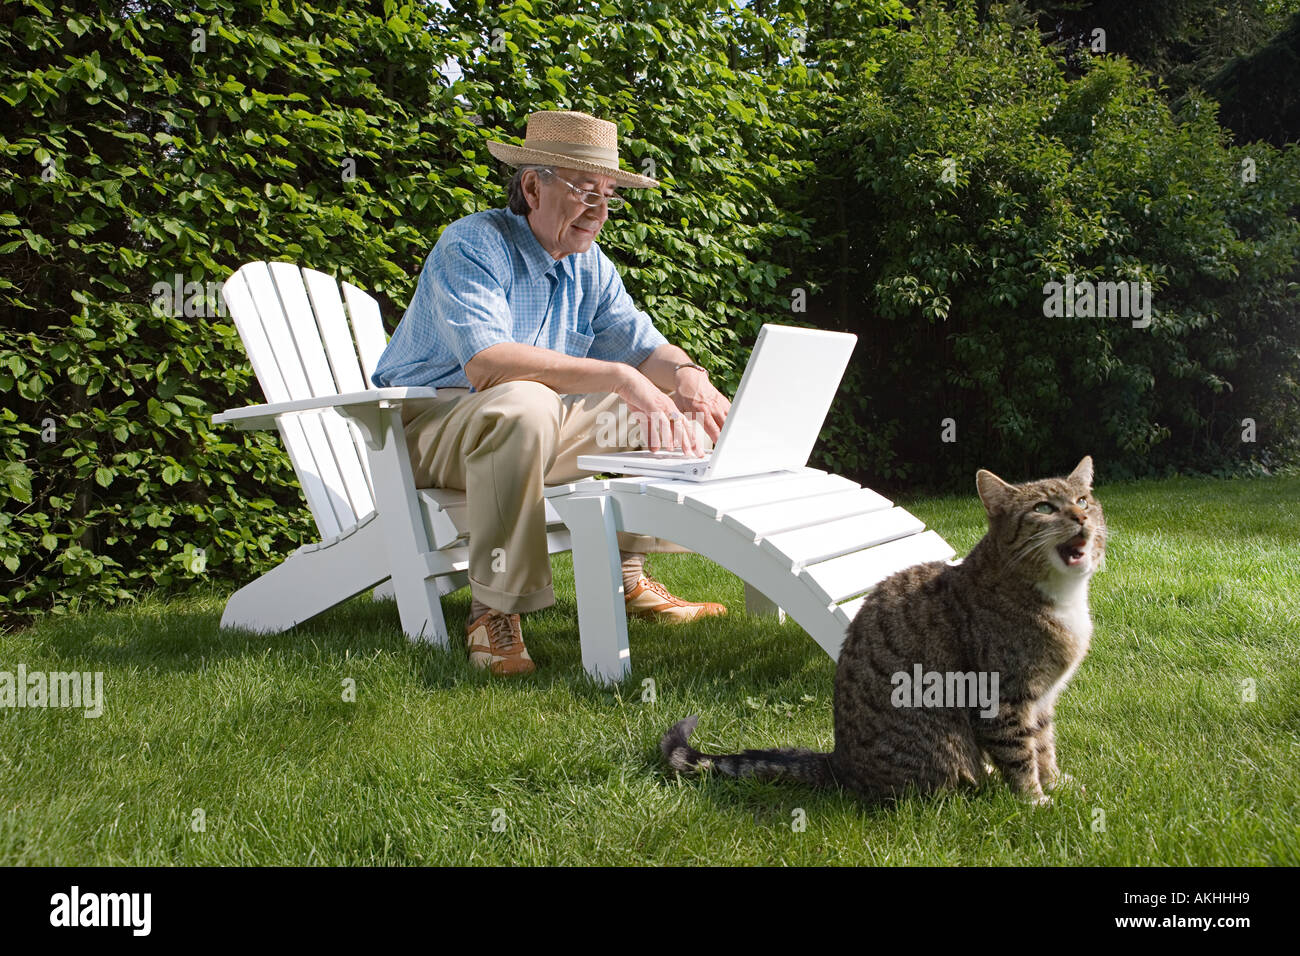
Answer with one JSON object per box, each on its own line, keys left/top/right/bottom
{"left": 661, "top": 456, "right": 1105, "bottom": 807}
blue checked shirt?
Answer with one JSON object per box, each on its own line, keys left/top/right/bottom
{"left": 371, "top": 208, "right": 668, "bottom": 390}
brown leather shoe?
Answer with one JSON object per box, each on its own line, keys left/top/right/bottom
{"left": 465, "top": 610, "right": 535, "bottom": 676}
{"left": 625, "top": 575, "right": 727, "bottom": 623}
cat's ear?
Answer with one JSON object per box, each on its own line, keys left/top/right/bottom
{"left": 976, "top": 469, "right": 1014, "bottom": 515}
{"left": 1069, "top": 455, "right": 1094, "bottom": 488}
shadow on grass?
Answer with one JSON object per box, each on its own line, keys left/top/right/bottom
{"left": 641, "top": 745, "right": 1006, "bottom": 823}
{"left": 25, "top": 576, "right": 839, "bottom": 702}
{"left": 669, "top": 772, "right": 868, "bottom": 820}
{"left": 30, "top": 584, "right": 426, "bottom": 675}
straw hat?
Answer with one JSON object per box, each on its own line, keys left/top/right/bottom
{"left": 487, "top": 110, "right": 660, "bottom": 189}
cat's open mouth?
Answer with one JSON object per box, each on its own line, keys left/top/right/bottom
{"left": 1056, "top": 536, "right": 1089, "bottom": 567}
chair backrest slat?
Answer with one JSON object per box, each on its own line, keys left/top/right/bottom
{"left": 268, "top": 262, "right": 342, "bottom": 399}
{"left": 236, "top": 262, "right": 313, "bottom": 400}
{"left": 223, "top": 261, "right": 395, "bottom": 539}
{"left": 278, "top": 415, "right": 345, "bottom": 539}
{"left": 222, "top": 269, "right": 291, "bottom": 405}
{"left": 302, "top": 268, "right": 369, "bottom": 394}
{"left": 226, "top": 266, "right": 342, "bottom": 535}
{"left": 337, "top": 283, "right": 386, "bottom": 495}
{"left": 300, "top": 411, "right": 370, "bottom": 533}
{"left": 244, "top": 263, "right": 359, "bottom": 532}
{"left": 342, "top": 281, "right": 388, "bottom": 388}
{"left": 319, "top": 409, "right": 376, "bottom": 523}
{"left": 302, "top": 273, "right": 382, "bottom": 499}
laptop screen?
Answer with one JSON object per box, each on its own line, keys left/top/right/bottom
{"left": 706, "top": 325, "right": 857, "bottom": 480}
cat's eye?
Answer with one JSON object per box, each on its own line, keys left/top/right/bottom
{"left": 1033, "top": 502, "right": 1056, "bottom": 514}
{"left": 1076, "top": 496, "right": 1088, "bottom": 507}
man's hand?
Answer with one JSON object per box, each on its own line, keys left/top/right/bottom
{"left": 670, "top": 367, "right": 730, "bottom": 443}
{"left": 615, "top": 367, "right": 704, "bottom": 456}
{"left": 628, "top": 345, "right": 733, "bottom": 454}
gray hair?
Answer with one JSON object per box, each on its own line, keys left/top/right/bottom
{"left": 507, "top": 165, "right": 553, "bottom": 215}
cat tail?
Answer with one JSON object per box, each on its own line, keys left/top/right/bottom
{"left": 660, "top": 715, "right": 836, "bottom": 788}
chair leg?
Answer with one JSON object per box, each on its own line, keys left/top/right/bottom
{"left": 744, "top": 582, "right": 787, "bottom": 623}
{"left": 561, "top": 494, "right": 631, "bottom": 684}
{"left": 383, "top": 556, "right": 450, "bottom": 646}
{"left": 353, "top": 405, "right": 454, "bottom": 647}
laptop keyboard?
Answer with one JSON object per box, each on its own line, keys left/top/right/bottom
{"left": 643, "top": 451, "right": 712, "bottom": 461}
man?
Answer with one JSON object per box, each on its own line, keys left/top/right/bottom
{"left": 371, "top": 110, "right": 732, "bottom": 676}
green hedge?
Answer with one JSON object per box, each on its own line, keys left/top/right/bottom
{"left": 800, "top": 2, "right": 1300, "bottom": 486}
{"left": 0, "top": 0, "right": 825, "bottom": 625}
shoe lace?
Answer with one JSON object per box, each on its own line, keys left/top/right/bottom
{"left": 639, "top": 576, "right": 676, "bottom": 602}
{"left": 487, "top": 613, "right": 519, "bottom": 653}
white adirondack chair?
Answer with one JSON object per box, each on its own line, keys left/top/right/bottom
{"left": 212, "top": 261, "right": 575, "bottom": 646}
{"left": 213, "top": 260, "right": 957, "bottom": 685}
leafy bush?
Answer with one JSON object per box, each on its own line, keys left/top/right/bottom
{"left": 801, "top": 1, "right": 1300, "bottom": 487}
{"left": 0, "top": 0, "right": 825, "bottom": 624}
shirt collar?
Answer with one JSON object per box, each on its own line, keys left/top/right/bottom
{"left": 507, "top": 209, "right": 574, "bottom": 281}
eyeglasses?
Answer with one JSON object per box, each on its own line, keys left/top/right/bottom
{"left": 541, "top": 168, "right": 625, "bottom": 211}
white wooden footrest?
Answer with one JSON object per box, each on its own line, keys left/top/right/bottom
{"left": 547, "top": 468, "right": 955, "bottom": 684}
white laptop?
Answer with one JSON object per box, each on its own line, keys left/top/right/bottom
{"left": 577, "top": 324, "right": 857, "bottom": 482}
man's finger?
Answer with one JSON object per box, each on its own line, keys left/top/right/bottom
{"left": 699, "top": 411, "right": 722, "bottom": 442}
{"left": 648, "top": 412, "right": 663, "bottom": 452}
{"left": 627, "top": 409, "right": 648, "bottom": 450}
{"left": 676, "top": 414, "right": 698, "bottom": 456}
{"left": 669, "top": 412, "right": 691, "bottom": 454}
{"left": 660, "top": 409, "right": 678, "bottom": 452}
{"left": 674, "top": 400, "right": 714, "bottom": 442}
{"left": 703, "top": 399, "right": 728, "bottom": 439}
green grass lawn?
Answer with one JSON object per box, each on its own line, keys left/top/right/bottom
{"left": 2, "top": 474, "right": 1298, "bottom": 865}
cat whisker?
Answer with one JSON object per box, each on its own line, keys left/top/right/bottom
{"left": 1000, "top": 528, "right": 1058, "bottom": 578}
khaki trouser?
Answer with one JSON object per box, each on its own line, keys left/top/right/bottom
{"left": 400, "top": 380, "right": 659, "bottom": 614}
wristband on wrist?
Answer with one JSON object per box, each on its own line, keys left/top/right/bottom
{"left": 673, "top": 362, "right": 707, "bottom": 376}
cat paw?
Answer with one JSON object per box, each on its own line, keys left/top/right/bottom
{"left": 1017, "top": 790, "right": 1053, "bottom": 808}
{"left": 1042, "top": 769, "right": 1068, "bottom": 790}
{"left": 1044, "top": 771, "right": 1084, "bottom": 795}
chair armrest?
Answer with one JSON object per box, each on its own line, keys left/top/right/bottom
{"left": 212, "top": 387, "right": 439, "bottom": 430}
